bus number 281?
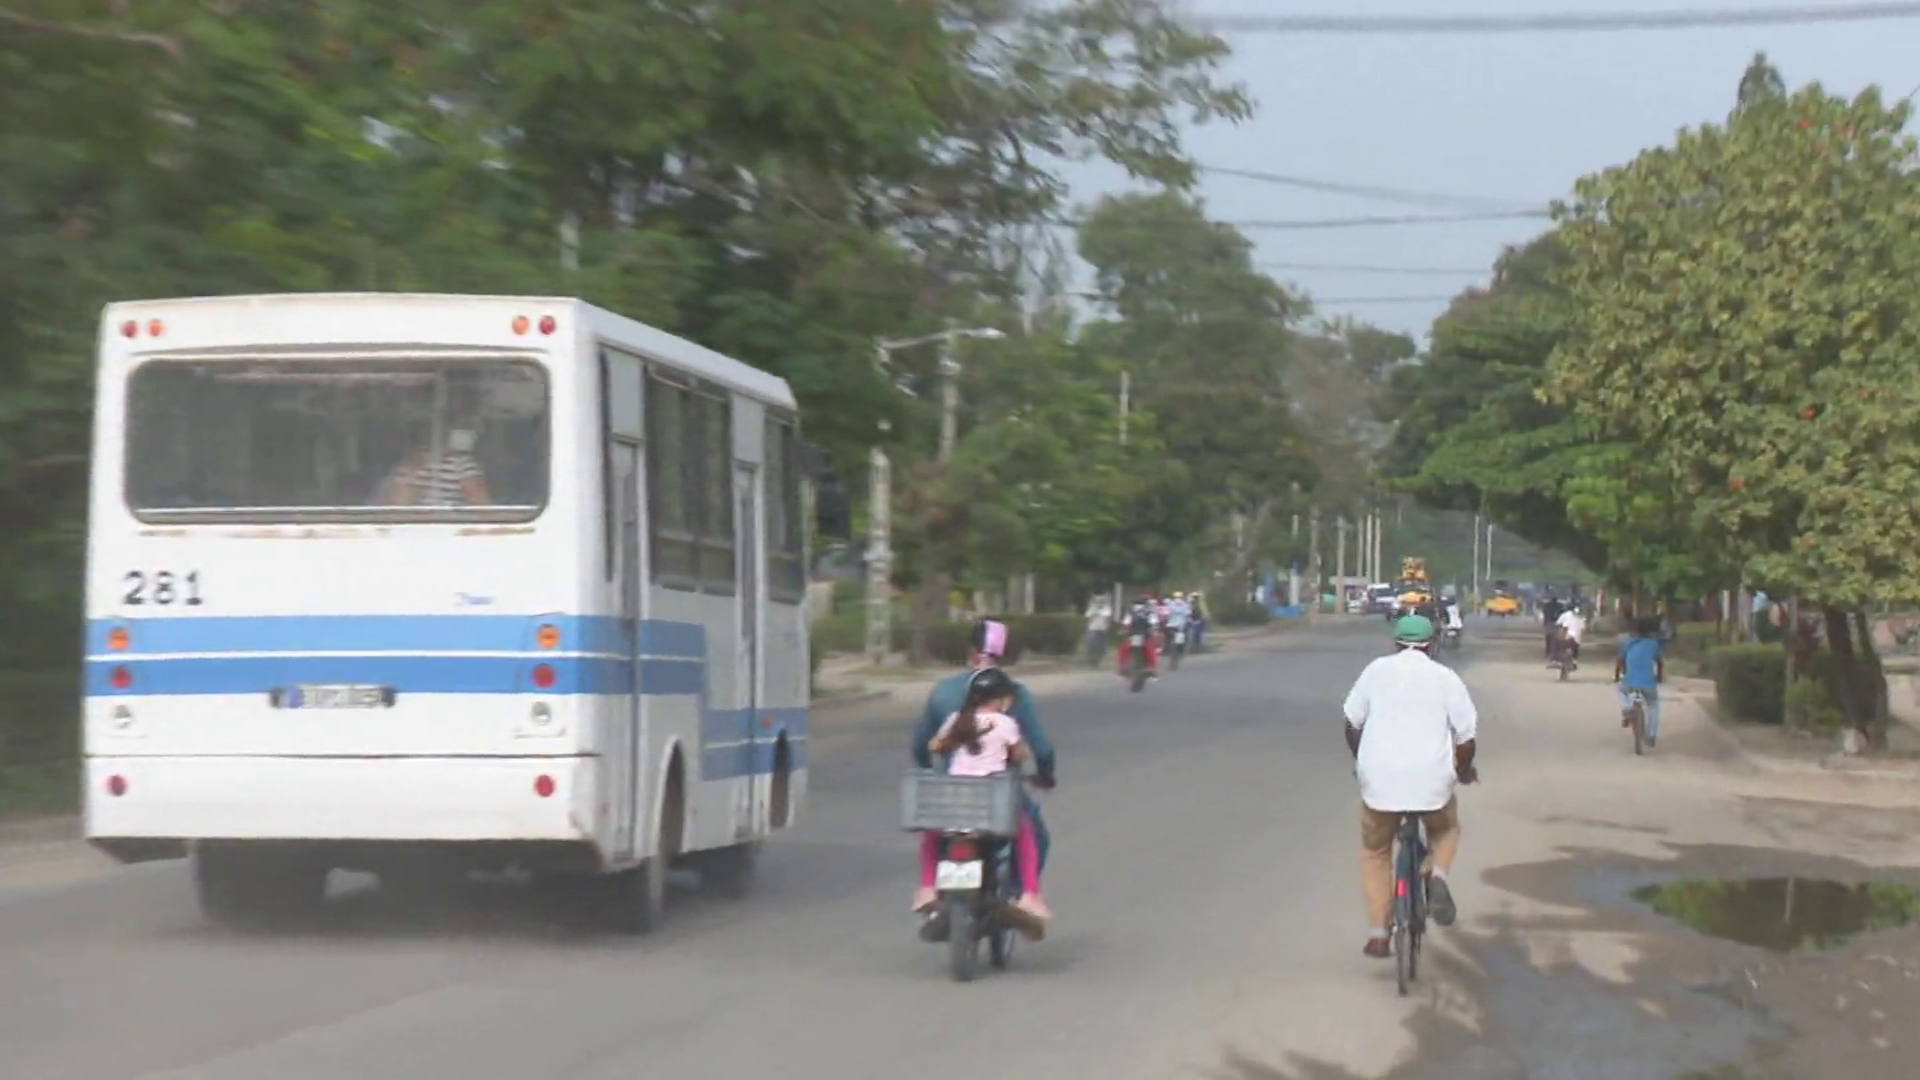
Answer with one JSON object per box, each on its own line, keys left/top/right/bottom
{"left": 122, "top": 570, "right": 203, "bottom": 606}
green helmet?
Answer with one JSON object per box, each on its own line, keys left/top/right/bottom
{"left": 1393, "top": 613, "right": 1436, "bottom": 645}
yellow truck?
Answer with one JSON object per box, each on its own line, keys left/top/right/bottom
{"left": 1396, "top": 557, "right": 1431, "bottom": 611}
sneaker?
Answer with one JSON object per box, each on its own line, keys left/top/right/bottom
{"left": 1362, "top": 937, "right": 1392, "bottom": 959}
{"left": 1425, "top": 874, "right": 1458, "bottom": 927}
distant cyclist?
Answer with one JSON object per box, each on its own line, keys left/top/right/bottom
{"left": 1614, "top": 616, "right": 1667, "bottom": 748}
{"left": 1341, "top": 614, "right": 1479, "bottom": 959}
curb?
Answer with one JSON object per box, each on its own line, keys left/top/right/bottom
{"left": 808, "top": 689, "right": 893, "bottom": 712}
{"left": 1676, "top": 693, "right": 1920, "bottom": 782}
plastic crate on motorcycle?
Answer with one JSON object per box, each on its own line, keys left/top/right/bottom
{"left": 900, "top": 770, "right": 1022, "bottom": 834}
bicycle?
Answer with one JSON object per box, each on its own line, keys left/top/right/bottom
{"left": 1389, "top": 813, "right": 1429, "bottom": 996}
{"left": 1624, "top": 687, "right": 1648, "bottom": 756}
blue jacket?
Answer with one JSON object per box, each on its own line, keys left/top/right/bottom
{"left": 911, "top": 670, "right": 1056, "bottom": 782}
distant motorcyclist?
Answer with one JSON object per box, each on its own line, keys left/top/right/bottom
{"left": 1165, "top": 591, "right": 1193, "bottom": 656}
{"left": 1117, "top": 593, "right": 1161, "bottom": 678}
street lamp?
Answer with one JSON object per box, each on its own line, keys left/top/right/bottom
{"left": 864, "top": 325, "right": 1005, "bottom": 667}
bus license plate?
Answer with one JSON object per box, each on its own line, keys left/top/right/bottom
{"left": 284, "top": 684, "right": 388, "bottom": 709}
{"left": 935, "top": 860, "right": 983, "bottom": 890}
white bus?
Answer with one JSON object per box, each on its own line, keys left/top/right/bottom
{"left": 83, "top": 293, "right": 823, "bottom": 931}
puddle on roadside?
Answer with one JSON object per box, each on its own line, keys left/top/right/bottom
{"left": 1632, "top": 877, "right": 1920, "bottom": 952}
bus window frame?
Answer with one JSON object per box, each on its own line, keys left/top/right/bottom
{"left": 119, "top": 355, "right": 553, "bottom": 526}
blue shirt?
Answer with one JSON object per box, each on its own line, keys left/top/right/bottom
{"left": 1620, "top": 635, "right": 1663, "bottom": 689}
{"left": 911, "top": 670, "right": 1055, "bottom": 781}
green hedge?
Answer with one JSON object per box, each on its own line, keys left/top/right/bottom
{"left": 1709, "top": 644, "right": 1786, "bottom": 725}
{"left": 1667, "top": 621, "right": 1723, "bottom": 676}
{"left": 1211, "top": 600, "right": 1272, "bottom": 626}
{"left": 811, "top": 611, "right": 866, "bottom": 656}
{"left": 1785, "top": 649, "right": 1885, "bottom": 733}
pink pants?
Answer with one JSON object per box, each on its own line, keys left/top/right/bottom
{"left": 919, "top": 814, "right": 1041, "bottom": 895}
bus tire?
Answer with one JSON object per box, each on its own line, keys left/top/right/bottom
{"left": 768, "top": 736, "right": 792, "bottom": 830}
{"left": 194, "top": 842, "right": 329, "bottom": 929}
{"left": 607, "top": 754, "right": 683, "bottom": 933}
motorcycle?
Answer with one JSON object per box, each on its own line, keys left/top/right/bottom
{"left": 1166, "top": 625, "right": 1188, "bottom": 670}
{"left": 1551, "top": 631, "right": 1579, "bottom": 681}
{"left": 905, "top": 772, "right": 1044, "bottom": 982}
{"left": 1121, "top": 631, "right": 1153, "bottom": 692}
{"left": 1441, "top": 625, "right": 1462, "bottom": 650}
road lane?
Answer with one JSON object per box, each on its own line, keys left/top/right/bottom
{"left": 0, "top": 622, "right": 1412, "bottom": 1080}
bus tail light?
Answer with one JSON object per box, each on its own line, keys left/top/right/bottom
{"left": 107, "top": 626, "right": 130, "bottom": 650}
{"left": 146, "top": 319, "right": 164, "bottom": 337}
{"left": 533, "top": 774, "right": 555, "bottom": 798}
{"left": 106, "top": 775, "right": 128, "bottom": 797}
{"left": 538, "top": 315, "right": 557, "bottom": 335}
{"left": 121, "top": 320, "right": 138, "bottom": 338}
{"left": 110, "top": 666, "right": 132, "bottom": 690}
{"left": 512, "top": 315, "right": 530, "bottom": 335}
{"left": 530, "top": 663, "right": 555, "bottom": 689}
{"left": 535, "top": 624, "right": 560, "bottom": 648}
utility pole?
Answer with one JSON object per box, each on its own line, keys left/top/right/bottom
{"left": 1484, "top": 518, "right": 1495, "bottom": 586}
{"left": 1308, "top": 508, "right": 1322, "bottom": 619}
{"left": 1334, "top": 515, "right": 1348, "bottom": 614}
{"left": 1118, "top": 370, "right": 1131, "bottom": 446}
{"left": 1374, "top": 507, "right": 1385, "bottom": 587}
{"left": 865, "top": 339, "right": 894, "bottom": 667}
{"left": 559, "top": 210, "right": 580, "bottom": 271}
{"left": 1470, "top": 511, "right": 1481, "bottom": 605}
{"left": 937, "top": 321, "right": 960, "bottom": 463}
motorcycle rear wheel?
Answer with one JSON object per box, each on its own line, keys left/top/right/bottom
{"left": 946, "top": 898, "right": 980, "bottom": 982}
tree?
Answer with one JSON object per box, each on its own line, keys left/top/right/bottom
{"left": 0, "top": 0, "right": 1259, "bottom": 662}
{"left": 1547, "top": 55, "right": 1920, "bottom": 737}
{"left": 1075, "top": 191, "right": 1316, "bottom": 582}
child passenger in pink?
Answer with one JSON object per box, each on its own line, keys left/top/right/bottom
{"left": 913, "top": 668, "right": 1051, "bottom": 927}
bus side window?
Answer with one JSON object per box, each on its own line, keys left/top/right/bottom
{"left": 765, "top": 414, "right": 804, "bottom": 604}
{"left": 646, "top": 372, "right": 698, "bottom": 587}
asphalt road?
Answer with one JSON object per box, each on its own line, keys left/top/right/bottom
{"left": 0, "top": 622, "right": 1417, "bottom": 1080}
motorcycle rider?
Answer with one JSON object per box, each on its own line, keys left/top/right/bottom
{"left": 911, "top": 619, "right": 1056, "bottom": 935}
{"left": 1117, "top": 592, "right": 1162, "bottom": 678}
{"left": 1165, "top": 591, "right": 1193, "bottom": 659}
{"left": 1439, "top": 591, "right": 1465, "bottom": 637}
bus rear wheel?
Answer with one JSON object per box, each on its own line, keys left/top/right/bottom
{"left": 194, "top": 842, "right": 330, "bottom": 929}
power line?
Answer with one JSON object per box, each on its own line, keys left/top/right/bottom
{"left": 1197, "top": 4, "right": 1920, "bottom": 34}
{"left": 1223, "top": 210, "right": 1549, "bottom": 229}
{"left": 1312, "top": 295, "right": 1460, "bottom": 304}
{"left": 1203, "top": 165, "right": 1536, "bottom": 212}
{"left": 1260, "top": 261, "right": 1489, "bottom": 276}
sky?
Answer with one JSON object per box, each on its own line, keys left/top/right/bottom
{"left": 1068, "top": 0, "right": 1920, "bottom": 341}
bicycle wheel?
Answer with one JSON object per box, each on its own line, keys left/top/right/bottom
{"left": 1631, "top": 702, "right": 1646, "bottom": 756}
{"left": 1393, "top": 890, "right": 1414, "bottom": 996}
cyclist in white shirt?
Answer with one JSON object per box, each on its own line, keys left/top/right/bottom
{"left": 1341, "top": 614, "right": 1479, "bottom": 959}
{"left": 1553, "top": 605, "right": 1587, "bottom": 667}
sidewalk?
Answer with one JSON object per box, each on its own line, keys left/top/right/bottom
{"left": 1415, "top": 641, "right": 1920, "bottom": 1078}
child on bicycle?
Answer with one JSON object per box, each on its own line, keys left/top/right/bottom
{"left": 913, "top": 666, "right": 1051, "bottom": 927}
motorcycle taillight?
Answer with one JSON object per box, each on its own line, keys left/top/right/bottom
{"left": 946, "top": 839, "right": 978, "bottom": 861}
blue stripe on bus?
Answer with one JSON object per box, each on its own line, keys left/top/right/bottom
{"left": 699, "top": 707, "right": 810, "bottom": 779}
{"left": 82, "top": 614, "right": 808, "bottom": 780}
{"left": 85, "top": 614, "right": 707, "bottom": 659}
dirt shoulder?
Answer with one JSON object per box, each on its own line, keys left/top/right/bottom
{"left": 1310, "top": 632, "right": 1920, "bottom": 1080}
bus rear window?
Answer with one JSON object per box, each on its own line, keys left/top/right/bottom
{"left": 124, "top": 358, "right": 549, "bottom": 523}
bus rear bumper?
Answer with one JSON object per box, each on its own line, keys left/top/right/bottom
{"left": 83, "top": 754, "right": 598, "bottom": 845}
